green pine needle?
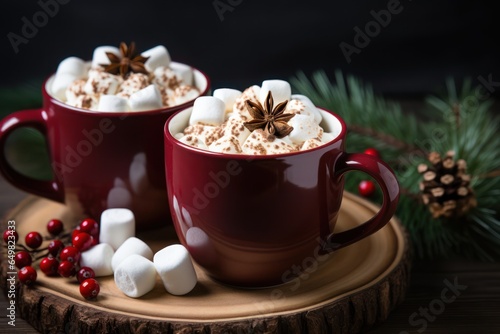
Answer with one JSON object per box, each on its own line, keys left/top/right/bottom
{"left": 291, "top": 70, "right": 500, "bottom": 261}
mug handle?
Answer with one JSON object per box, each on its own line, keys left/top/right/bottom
{"left": 0, "top": 109, "right": 65, "bottom": 203}
{"left": 325, "top": 152, "right": 400, "bottom": 251}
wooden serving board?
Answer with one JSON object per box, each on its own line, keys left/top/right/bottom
{"left": 1, "top": 192, "right": 411, "bottom": 334}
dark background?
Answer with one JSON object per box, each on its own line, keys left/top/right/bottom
{"left": 0, "top": 0, "right": 499, "bottom": 98}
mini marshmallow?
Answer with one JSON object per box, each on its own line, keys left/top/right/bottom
{"left": 301, "top": 138, "right": 323, "bottom": 151}
{"left": 170, "top": 62, "right": 194, "bottom": 86}
{"left": 114, "top": 255, "right": 157, "bottom": 298}
{"left": 65, "top": 79, "right": 86, "bottom": 105}
{"left": 142, "top": 45, "right": 171, "bottom": 72}
{"left": 178, "top": 134, "right": 208, "bottom": 150}
{"left": 183, "top": 123, "right": 220, "bottom": 146}
{"left": 92, "top": 46, "right": 120, "bottom": 68}
{"left": 80, "top": 243, "right": 114, "bottom": 277}
{"left": 189, "top": 96, "right": 226, "bottom": 126}
{"left": 84, "top": 70, "right": 122, "bottom": 95}
{"left": 129, "top": 85, "right": 163, "bottom": 111}
{"left": 321, "top": 132, "right": 337, "bottom": 143}
{"left": 173, "top": 86, "right": 200, "bottom": 105}
{"left": 52, "top": 73, "right": 79, "bottom": 100}
{"left": 154, "top": 66, "right": 181, "bottom": 89}
{"left": 232, "top": 85, "right": 260, "bottom": 120}
{"left": 112, "top": 237, "right": 153, "bottom": 271}
{"left": 291, "top": 94, "right": 322, "bottom": 124}
{"left": 56, "top": 57, "right": 87, "bottom": 79}
{"left": 71, "top": 94, "right": 99, "bottom": 110}
{"left": 213, "top": 88, "right": 242, "bottom": 112}
{"left": 100, "top": 208, "right": 135, "bottom": 250}
{"left": 288, "top": 114, "right": 323, "bottom": 144}
{"left": 242, "top": 129, "right": 297, "bottom": 155}
{"left": 259, "top": 80, "right": 291, "bottom": 106}
{"left": 154, "top": 244, "right": 197, "bottom": 295}
{"left": 97, "top": 95, "right": 129, "bottom": 112}
{"left": 118, "top": 73, "right": 150, "bottom": 98}
{"left": 209, "top": 135, "right": 243, "bottom": 154}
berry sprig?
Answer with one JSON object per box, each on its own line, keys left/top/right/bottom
{"left": 2, "top": 218, "right": 101, "bottom": 300}
{"left": 357, "top": 148, "right": 380, "bottom": 198}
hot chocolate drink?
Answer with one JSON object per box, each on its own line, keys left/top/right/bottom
{"left": 50, "top": 42, "right": 200, "bottom": 112}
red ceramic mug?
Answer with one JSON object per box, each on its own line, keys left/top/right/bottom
{"left": 0, "top": 64, "right": 210, "bottom": 231}
{"left": 164, "top": 106, "right": 400, "bottom": 287}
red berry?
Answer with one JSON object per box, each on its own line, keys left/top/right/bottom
{"left": 14, "top": 251, "right": 32, "bottom": 269}
{"left": 358, "top": 180, "right": 376, "bottom": 197}
{"left": 18, "top": 266, "right": 37, "bottom": 286}
{"left": 72, "top": 232, "right": 94, "bottom": 251}
{"left": 77, "top": 267, "right": 95, "bottom": 283}
{"left": 47, "top": 219, "right": 64, "bottom": 236}
{"left": 40, "top": 257, "right": 60, "bottom": 276}
{"left": 71, "top": 225, "right": 81, "bottom": 240}
{"left": 3, "top": 230, "right": 18, "bottom": 243}
{"left": 48, "top": 240, "right": 64, "bottom": 257}
{"left": 80, "top": 278, "right": 100, "bottom": 300}
{"left": 364, "top": 148, "right": 380, "bottom": 158}
{"left": 60, "top": 246, "right": 81, "bottom": 263}
{"left": 79, "top": 218, "right": 99, "bottom": 237}
{"left": 25, "top": 231, "right": 43, "bottom": 249}
{"left": 58, "top": 260, "right": 77, "bottom": 277}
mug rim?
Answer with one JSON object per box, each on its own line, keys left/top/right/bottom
{"left": 42, "top": 61, "right": 211, "bottom": 117}
{"left": 164, "top": 105, "right": 347, "bottom": 159}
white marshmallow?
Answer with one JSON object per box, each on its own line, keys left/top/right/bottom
{"left": 71, "top": 94, "right": 99, "bottom": 110}
{"left": 232, "top": 85, "right": 260, "bottom": 120}
{"left": 173, "top": 86, "right": 200, "bottom": 105}
{"left": 288, "top": 114, "right": 323, "bottom": 144}
{"left": 189, "top": 96, "right": 226, "bottom": 126}
{"left": 142, "top": 45, "right": 171, "bottom": 72}
{"left": 209, "top": 135, "right": 243, "bottom": 154}
{"left": 301, "top": 138, "right": 323, "bottom": 151}
{"left": 92, "top": 46, "right": 120, "bottom": 68}
{"left": 220, "top": 116, "right": 251, "bottom": 144}
{"left": 259, "top": 80, "right": 291, "bottom": 106}
{"left": 170, "top": 62, "right": 194, "bottom": 86}
{"left": 154, "top": 244, "right": 197, "bottom": 295}
{"left": 129, "top": 85, "right": 163, "bottom": 111}
{"left": 213, "top": 88, "right": 242, "bottom": 112}
{"left": 56, "top": 57, "right": 87, "bottom": 79}
{"left": 291, "top": 94, "right": 322, "bottom": 124}
{"left": 154, "top": 66, "right": 181, "bottom": 89}
{"left": 84, "top": 70, "right": 122, "bottom": 95}
{"left": 118, "top": 73, "right": 150, "bottom": 98}
{"left": 65, "top": 79, "right": 86, "bottom": 104}
{"left": 80, "top": 243, "right": 114, "bottom": 277}
{"left": 242, "top": 129, "right": 296, "bottom": 155}
{"left": 321, "top": 132, "right": 337, "bottom": 143}
{"left": 100, "top": 208, "right": 135, "bottom": 250}
{"left": 51, "top": 73, "right": 78, "bottom": 100}
{"left": 129, "top": 153, "right": 148, "bottom": 194}
{"left": 183, "top": 123, "right": 220, "bottom": 147}
{"left": 97, "top": 95, "right": 129, "bottom": 112}
{"left": 178, "top": 134, "right": 208, "bottom": 150}
{"left": 114, "top": 255, "right": 157, "bottom": 298}
{"left": 111, "top": 237, "right": 154, "bottom": 271}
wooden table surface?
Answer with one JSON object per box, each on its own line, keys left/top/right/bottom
{"left": 0, "top": 177, "right": 499, "bottom": 333}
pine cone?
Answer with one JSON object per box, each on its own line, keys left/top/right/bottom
{"left": 418, "top": 151, "right": 477, "bottom": 219}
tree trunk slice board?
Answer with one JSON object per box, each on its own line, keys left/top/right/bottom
{"left": 1, "top": 192, "right": 411, "bottom": 333}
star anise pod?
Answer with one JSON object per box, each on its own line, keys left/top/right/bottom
{"left": 243, "top": 92, "right": 295, "bottom": 138}
{"left": 101, "top": 42, "right": 149, "bottom": 78}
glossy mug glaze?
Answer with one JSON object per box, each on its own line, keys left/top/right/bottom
{"left": 0, "top": 63, "right": 210, "bottom": 231}
{"left": 164, "top": 106, "right": 400, "bottom": 287}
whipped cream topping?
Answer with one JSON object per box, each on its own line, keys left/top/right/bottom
{"left": 50, "top": 45, "right": 200, "bottom": 112}
{"left": 176, "top": 80, "right": 335, "bottom": 155}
